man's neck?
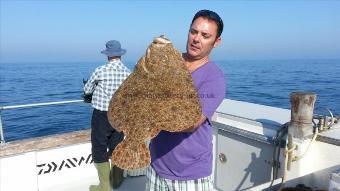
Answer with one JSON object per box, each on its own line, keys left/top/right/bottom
{"left": 183, "top": 53, "right": 209, "bottom": 72}
{"left": 108, "top": 59, "right": 121, "bottom": 63}
{"left": 108, "top": 56, "right": 121, "bottom": 62}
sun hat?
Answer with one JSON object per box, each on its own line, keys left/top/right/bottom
{"left": 101, "top": 40, "right": 126, "bottom": 56}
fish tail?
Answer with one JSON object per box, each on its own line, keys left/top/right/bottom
{"left": 111, "top": 140, "right": 150, "bottom": 170}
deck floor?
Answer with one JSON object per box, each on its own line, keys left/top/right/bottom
{"left": 71, "top": 175, "right": 147, "bottom": 191}
{"left": 115, "top": 176, "right": 147, "bottom": 191}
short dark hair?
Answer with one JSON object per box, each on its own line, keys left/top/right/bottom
{"left": 191, "top": 10, "right": 224, "bottom": 38}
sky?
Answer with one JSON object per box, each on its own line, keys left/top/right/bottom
{"left": 1, "top": 0, "right": 340, "bottom": 63}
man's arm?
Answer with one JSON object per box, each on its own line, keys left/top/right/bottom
{"left": 84, "top": 70, "right": 99, "bottom": 94}
{"left": 181, "top": 70, "right": 226, "bottom": 133}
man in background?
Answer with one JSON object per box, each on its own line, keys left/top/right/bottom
{"left": 84, "top": 40, "right": 130, "bottom": 191}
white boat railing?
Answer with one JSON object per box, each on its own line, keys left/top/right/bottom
{"left": 0, "top": 99, "right": 84, "bottom": 144}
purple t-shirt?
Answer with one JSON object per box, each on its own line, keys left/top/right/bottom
{"left": 150, "top": 61, "right": 226, "bottom": 180}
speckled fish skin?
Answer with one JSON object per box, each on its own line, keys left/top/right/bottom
{"left": 107, "top": 35, "right": 202, "bottom": 170}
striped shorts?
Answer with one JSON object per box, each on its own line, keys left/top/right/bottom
{"left": 145, "top": 166, "right": 214, "bottom": 191}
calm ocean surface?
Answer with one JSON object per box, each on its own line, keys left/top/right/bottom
{"left": 0, "top": 60, "right": 339, "bottom": 142}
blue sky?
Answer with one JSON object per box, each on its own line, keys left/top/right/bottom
{"left": 1, "top": 0, "right": 339, "bottom": 63}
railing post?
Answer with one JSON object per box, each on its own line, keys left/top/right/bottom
{"left": 0, "top": 110, "right": 5, "bottom": 144}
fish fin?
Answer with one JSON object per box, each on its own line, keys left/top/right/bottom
{"left": 111, "top": 139, "right": 150, "bottom": 170}
{"left": 149, "top": 127, "right": 161, "bottom": 139}
{"left": 140, "top": 57, "right": 149, "bottom": 74}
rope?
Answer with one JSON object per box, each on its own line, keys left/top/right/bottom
{"left": 292, "top": 128, "right": 318, "bottom": 161}
{"left": 279, "top": 128, "right": 318, "bottom": 191}
{"left": 279, "top": 140, "right": 296, "bottom": 191}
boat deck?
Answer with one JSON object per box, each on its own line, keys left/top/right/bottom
{"left": 1, "top": 99, "right": 339, "bottom": 191}
{"left": 116, "top": 176, "right": 146, "bottom": 191}
{"left": 72, "top": 175, "right": 146, "bottom": 191}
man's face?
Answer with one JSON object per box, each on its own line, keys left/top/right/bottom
{"left": 186, "top": 17, "right": 221, "bottom": 60}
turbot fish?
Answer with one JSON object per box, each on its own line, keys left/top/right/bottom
{"left": 107, "top": 35, "right": 201, "bottom": 170}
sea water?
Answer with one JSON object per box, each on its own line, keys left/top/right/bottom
{"left": 0, "top": 59, "right": 339, "bottom": 141}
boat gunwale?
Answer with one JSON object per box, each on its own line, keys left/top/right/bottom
{"left": 0, "top": 129, "right": 90, "bottom": 157}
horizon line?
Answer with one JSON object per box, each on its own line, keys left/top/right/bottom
{"left": 1, "top": 58, "right": 340, "bottom": 64}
